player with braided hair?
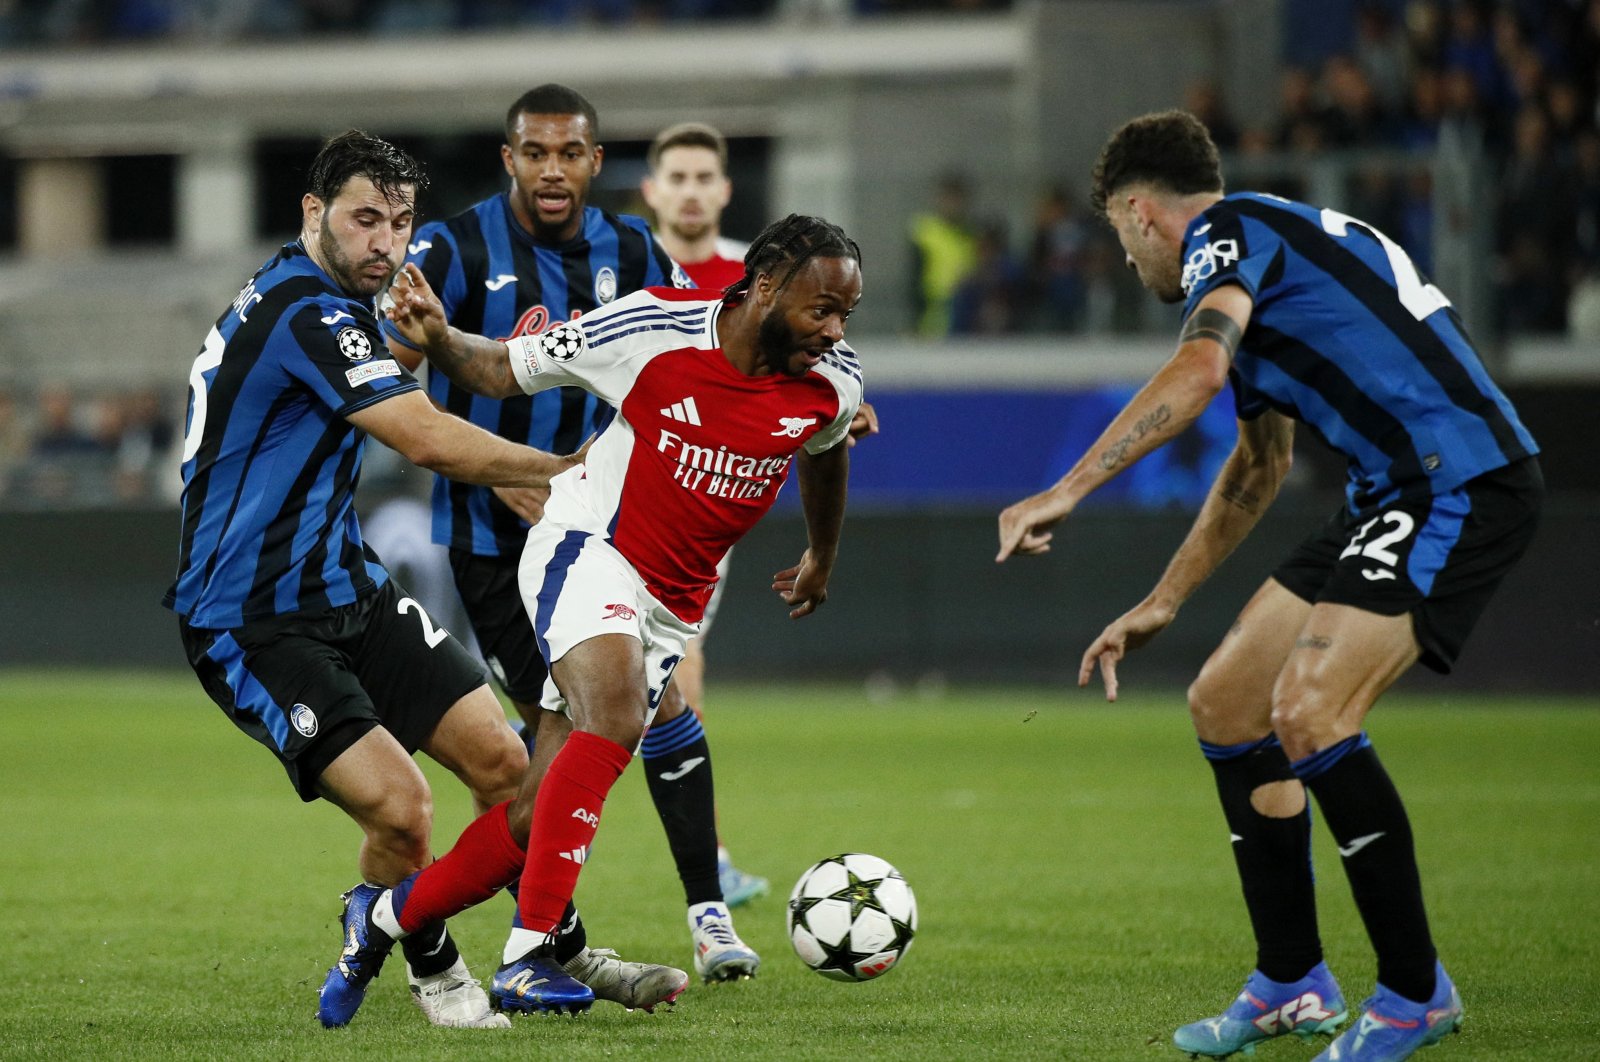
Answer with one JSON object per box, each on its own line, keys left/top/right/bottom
{"left": 320, "top": 213, "right": 868, "bottom": 1018}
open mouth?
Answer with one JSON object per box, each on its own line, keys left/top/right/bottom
{"left": 536, "top": 191, "right": 571, "bottom": 215}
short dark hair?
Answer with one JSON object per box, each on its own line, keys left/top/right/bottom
{"left": 306, "top": 129, "right": 427, "bottom": 205}
{"left": 647, "top": 121, "right": 728, "bottom": 173}
{"left": 1089, "top": 110, "right": 1222, "bottom": 218}
{"left": 505, "top": 84, "right": 600, "bottom": 143}
{"left": 725, "top": 214, "right": 861, "bottom": 302}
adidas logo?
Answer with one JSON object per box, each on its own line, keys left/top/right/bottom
{"left": 660, "top": 396, "right": 702, "bottom": 425}
{"left": 558, "top": 845, "right": 590, "bottom": 864}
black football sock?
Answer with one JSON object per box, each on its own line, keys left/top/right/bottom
{"left": 548, "top": 901, "right": 587, "bottom": 964}
{"left": 1203, "top": 734, "right": 1323, "bottom": 983}
{"left": 640, "top": 709, "right": 722, "bottom": 905}
{"left": 400, "top": 921, "right": 460, "bottom": 978}
{"left": 1296, "top": 734, "right": 1437, "bottom": 1003}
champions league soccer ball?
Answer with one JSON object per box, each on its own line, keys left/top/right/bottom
{"left": 786, "top": 853, "right": 917, "bottom": 982}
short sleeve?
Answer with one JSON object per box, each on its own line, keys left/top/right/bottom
{"left": 286, "top": 301, "right": 419, "bottom": 415}
{"left": 803, "top": 345, "right": 864, "bottom": 455}
{"left": 1180, "top": 204, "right": 1280, "bottom": 318}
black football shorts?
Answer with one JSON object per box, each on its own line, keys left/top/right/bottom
{"left": 449, "top": 548, "right": 550, "bottom": 704}
{"left": 1272, "top": 457, "right": 1542, "bottom": 674}
{"left": 180, "top": 577, "right": 488, "bottom": 800}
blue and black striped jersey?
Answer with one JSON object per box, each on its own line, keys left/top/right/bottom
{"left": 1182, "top": 192, "right": 1537, "bottom": 514}
{"left": 384, "top": 195, "right": 687, "bottom": 555}
{"left": 164, "top": 241, "right": 421, "bottom": 629}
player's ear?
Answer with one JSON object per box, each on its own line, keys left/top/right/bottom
{"left": 302, "top": 193, "right": 323, "bottom": 230}
{"left": 500, "top": 142, "right": 515, "bottom": 177}
{"left": 591, "top": 144, "right": 604, "bottom": 175}
{"left": 641, "top": 175, "right": 658, "bottom": 210}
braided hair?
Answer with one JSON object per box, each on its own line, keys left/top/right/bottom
{"left": 722, "top": 214, "right": 861, "bottom": 302}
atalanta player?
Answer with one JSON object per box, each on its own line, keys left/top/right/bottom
{"left": 998, "top": 111, "right": 1540, "bottom": 1062}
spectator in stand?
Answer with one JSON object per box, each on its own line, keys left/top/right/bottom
{"left": 1273, "top": 67, "right": 1334, "bottom": 152}
{"left": 907, "top": 171, "right": 978, "bottom": 337}
{"left": 0, "top": 388, "right": 30, "bottom": 503}
{"left": 950, "top": 220, "right": 1025, "bottom": 335}
{"left": 1324, "top": 54, "right": 1394, "bottom": 146}
{"left": 1355, "top": 0, "right": 1411, "bottom": 115}
{"left": 1027, "top": 185, "right": 1092, "bottom": 333}
{"left": 1496, "top": 104, "right": 1579, "bottom": 333}
{"left": 1184, "top": 79, "right": 1240, "bottom": 152}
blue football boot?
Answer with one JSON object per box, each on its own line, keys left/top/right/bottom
{"left": 717, "top": 849, "right": 770, "bottom": 909}
{"left": 1174, "top": 962, "right": 1348, "bottom": 1056}
{"left": 317, "top": 884, "right": 396, "bottom": 1028}
{"left": 1315, "top": 964, "right": 1463, "bottom": 1062}
{"left": 490, "top": 946, "right": 595, "bottom": 1015}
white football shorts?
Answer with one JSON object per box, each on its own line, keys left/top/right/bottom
{"left": 518, "top": 521, "right": 699, "bottom": 728}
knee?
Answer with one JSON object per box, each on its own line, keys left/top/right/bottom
{"left": 1268, "top": 681, "right": 1332, "bottom": 755}
{"left": 365, "top": 784, "right": 434, "bottom": 866}
{"left": 1186, "top": 667, "right": 1235, "bottom": 739}
{"left": 464, "top": 729, "right": 529, "bottom": 807}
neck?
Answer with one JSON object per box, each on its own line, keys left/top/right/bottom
{"left": 1170, "top": 191, "right": 1225, "bottom": 232}
{"left": 713, "top": 298, "right": 764, "bottom": 376}
{"left": 299, "top": 230, "right": 333, "bottom": 279}
{"left": 659, "top": 228, "right": 720, "bottom": 266}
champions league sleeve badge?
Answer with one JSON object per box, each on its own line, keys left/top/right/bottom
{"left": 539, "top": 323, "right": 584, "bottom": 362}
{"left": 336, "top": 326, "right": 374, "bottom": 361}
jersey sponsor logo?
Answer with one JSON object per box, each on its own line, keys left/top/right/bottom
{"left": 321, "top": 310, "right": 354, "bottom": 325}
{"left": 602, "top": 602, "right": 637, "bottom": 621}
{"left": 485, "top": 273, "right": 517, "bottom": 292}
{"left": 500, "top": 305, "right": 583, "bottom": 342}
{"left": 407, "top": 239, "right": 433, "bottom": 256}
{"left": 1181, "top": 237, "right": 1241, "bottom": 295}
{"left": 539, "top": 322, "right": 584, "bottom": 362}
{"left": 336, "top": 326, "right": 374, "bottom": 361}
{"left": 771, "top": 416, "right": 817, "bottom": 438}
{"left": 595, "top": 266, "right": 618, "bottom": 304}
{"left": 290, "top": 703, "right": 318, "bottom": 738}
{"left": 657, "top": 428, "right": 792, "bottom": 502}
{"left": 660, "top": 396, "right": 703, "bottom": 426}
{"left": 345, "top": 361, "right": 402, "bottom": 387}
{"left": 670, "top": 260, "right": 692, "bottom": 289}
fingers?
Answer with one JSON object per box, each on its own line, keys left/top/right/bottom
{"left": 1099, "top": 653, "right": 1120, "bottom": 702}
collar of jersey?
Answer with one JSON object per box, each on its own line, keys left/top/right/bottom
{"left": 501, "top": 194, "right": 595, "bottom": 252}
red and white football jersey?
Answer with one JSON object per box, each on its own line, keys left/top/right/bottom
{"left": 678, "top": 238, "right": 749, "bottom": 292}
{"left": 507, "top": 287, "right": 863, "bottom": 624}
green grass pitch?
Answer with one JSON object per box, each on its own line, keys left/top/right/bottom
{"left": 1, "top": 670, "right": 1595, "bottom": 1060}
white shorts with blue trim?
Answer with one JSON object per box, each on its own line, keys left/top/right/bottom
{"left": 517, "top": 520, "right": 699, "bottom": 725}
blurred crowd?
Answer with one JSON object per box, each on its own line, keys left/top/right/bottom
{"left": 909, "top": 0, "right": 1600, "bottom": 339}
{"left": 0, "top": 0, "right": 1008, "bottom": 43}
{"left": 0, "top": 384, "right": 178, "bottom": 508}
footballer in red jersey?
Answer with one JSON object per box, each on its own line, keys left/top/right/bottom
{"left": 323, "top": 215, "right": 863, "bottom": 1018}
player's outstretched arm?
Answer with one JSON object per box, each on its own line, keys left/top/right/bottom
{"left": 1079, "top": 408, "right": 1294, "bottom": 701}
{"left": 774, "top": 441, "right": 850, "bottom": 619}
{"left": 349, "top": 389, "right": 576, "bottom": 490}
{"left": 384, "top": 264, "right": 521, "bottom": 398}
{"left": 995, "top": 284, "right": 1253, "bottom": 563}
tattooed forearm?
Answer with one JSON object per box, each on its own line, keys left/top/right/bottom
{"left": 426, "top": 330, "right": 518, "bottom": 398}
{"left": 1180, "top": 308, "right": 1244, "bottom": 359}
{"left": 1218, "top": 478, "right": 1262, "bottom": 513}
{"left": 1097, "top": 404, "right": 1173, "bottom": 471}
{"left": 1295, "top": 635, "right": 1331, "bottom": 650}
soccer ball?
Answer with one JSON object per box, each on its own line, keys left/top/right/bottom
{"left": 786, "top": 853, "right": 917, "bottom": 982}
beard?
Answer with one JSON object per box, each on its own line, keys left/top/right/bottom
{"left": 668, "top": 214, "right": 711, "bottom": 242}
{"left": 756, "top": 310, "right": 805, "bottom": 377}
{"left": 319, "top": 217, "right": 392, "bottom": 297}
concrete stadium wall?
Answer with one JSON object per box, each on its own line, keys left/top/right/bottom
{"left": 3, "top": 499, "right": 1593, "bottom": 694}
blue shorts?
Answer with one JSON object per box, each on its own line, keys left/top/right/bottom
{"left": 1272, "top": 458, "right": 1542, "bottom": 674}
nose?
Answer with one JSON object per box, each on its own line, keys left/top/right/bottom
{"left": 820, "top": 315, "right": 846, "bottom": 343}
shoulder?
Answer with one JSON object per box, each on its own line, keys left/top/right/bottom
{"left": 714, "top": 236, "right": 749, "bottom": 260}
{"left": 811, "top": 342, "right": 864, "bottom": 403}
{"left": 560, "top": 287, "right": 718, "bottom": 352}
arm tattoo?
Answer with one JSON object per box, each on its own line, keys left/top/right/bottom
{"left": 425, "top": 330, "right": 516, "bottom": 397}
{"left": 1179, "top": 308, "right": 1243, "bottom": 360}
{"left": 1295, "top": 635, "right": 1331, "bottom": 651}
{"left": 1218, "top": 478, "right": 1261, "bottom": 513}
{"left": 1097, "top": 403, "right": 1172, "bottom": 471}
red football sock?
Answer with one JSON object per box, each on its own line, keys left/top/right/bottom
{"left": 395, "top": 801, "right": 525, "bottom": 934}
{"left": 516, "top": 730, "right": 632, "bottom": 934}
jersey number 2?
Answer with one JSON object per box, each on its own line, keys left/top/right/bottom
{"left": 398, "top": 597, "right": 449, "bottom": 648}
{"left": 1319, "top": 208, "right": 1450, "bottom": 323}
